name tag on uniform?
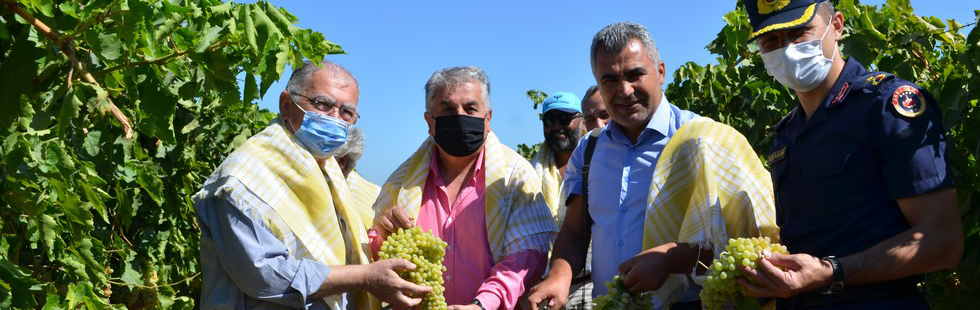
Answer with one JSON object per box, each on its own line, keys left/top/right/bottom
{"left": 767, "top": 147, "right": 786, "bottom": 165}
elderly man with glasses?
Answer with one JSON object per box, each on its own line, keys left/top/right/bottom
{"left": 193, "top": 60, "right": 430, "bottom": 310}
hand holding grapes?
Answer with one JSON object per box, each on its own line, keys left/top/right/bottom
{"left": 363, "top": 259, "right": 433, "bottom": 308}
{"left": 617, "top": 244, "right": 674, "bottom": 294}
{"left": 526, "top": 274, "right": 572, "bottom": 310}
{"left": 736, "top": 250, "right": 834, "bottom": 298}
{"left": 374, "top": 207, "right": 415, "bottom": 239}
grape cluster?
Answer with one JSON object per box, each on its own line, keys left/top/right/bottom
{"left": 700, "top": 237, "right": 789, "bottom": 310}
{"left": 378, "top": 227, "right": 449, "bottom": 310}
{"left": 592, "top": 275, "right": 654, "bottom": 310}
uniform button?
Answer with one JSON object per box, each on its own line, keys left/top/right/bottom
{"left": 446, "top": 245, "right": 451, "bottom": 251}
{"left": 618, "top": 240, "right": 624, "bottom": 247}
{"left": 621, "top": 207, "right": 627, "bottom": 213}
{"left": 446, "top": 275, "right": 452, "bottom": 281}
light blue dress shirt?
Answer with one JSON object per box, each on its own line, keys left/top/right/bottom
{"left": 195, "top": 177, "right": 344, "bottom": 310}
{"left": 561, "top": 98, "right": 697, "bottom": 301}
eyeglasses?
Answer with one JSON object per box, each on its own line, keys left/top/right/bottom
{"left": 543, "top": 112, "right": 582, "bottom": 127}
{"left": 290, "top": 92, "right": 360, "bottom": 122}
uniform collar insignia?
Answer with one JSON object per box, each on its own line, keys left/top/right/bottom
{"left": 830, "top": 82, "right": 850, "bottom": 107}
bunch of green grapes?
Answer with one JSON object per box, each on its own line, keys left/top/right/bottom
{"left": 379, "top": 227, "right": 449, "bottom": 310}
{"left": 593, "top": 275, "right": 654, "bottom": 310}
{"left": 700, "top": 237, "right": 789, "bottom": 310}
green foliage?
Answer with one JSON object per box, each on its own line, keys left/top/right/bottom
{"left": 0, "top": 0, "right": 341, "bottom": 307}
{"left": 667, "top": 1, "right": 979, "bottom": 308}
{"left": 517, "top": 90, "right": 547, "bottom": 161}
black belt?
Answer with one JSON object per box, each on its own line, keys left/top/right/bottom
{"left": 787, "top": 277, "right": 922, "bottom": 309}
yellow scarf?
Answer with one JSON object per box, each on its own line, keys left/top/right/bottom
{"left": 197, "top": 122, "right": 377, "bottom": 309}
{"left": 530, "top": 141, "right": 564, "bottom": 224}
{"left": 347, "top": 170, "right": 382, "bottom": 230}
{"left": 643, "top": 117, "right": 780, "bottom": 307}
{"left": 373, "top": 132, "right": 557, "bottom": 262}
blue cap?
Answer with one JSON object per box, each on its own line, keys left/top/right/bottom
{"left": 743, "top": 0, "right": 826, "bottom": 41}
{"left": 542, "top": 92, "right": 582, "bottom": 114}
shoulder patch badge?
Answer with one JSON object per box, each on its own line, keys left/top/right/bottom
{"left": 892, "top": 85, "right": 926, "bottom": 118}
{"left": 866, "top": 74, "right": 887, "bottom": 86}
{"left": 757, "top": 0, "right": 791, "bottom": 14}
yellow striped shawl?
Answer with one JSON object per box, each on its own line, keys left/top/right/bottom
{"left": 347, "top": 170, "right": 382, "bottom": 230}
{"left": 372, "top": 132, "right": 558, "bottom": 262}
{"left": 643, "top": 117, "right": 780, "bottom": 306}
{"left": 195, "top": 122, "right": 375, "bottom": 309}
{"left": 530, "top": 141, "right": 564, "bottom": 224}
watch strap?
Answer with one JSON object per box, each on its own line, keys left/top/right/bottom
{"left": 821, "top": 255, "right": 844, "bottom": 294}
{"left": 472, "top": 298, "right": 486, "bottom": 310}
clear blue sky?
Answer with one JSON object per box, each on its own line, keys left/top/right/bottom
{"left": 254, "top": 0, "right": 977, "bottom": 184}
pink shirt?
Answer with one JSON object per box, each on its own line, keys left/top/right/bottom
{"left": 370, "top": 149, "right": 546, "bottom": 310}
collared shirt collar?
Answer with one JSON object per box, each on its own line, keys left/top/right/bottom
{"left": 607, "top": 94, "right": 673, "bottom": 145}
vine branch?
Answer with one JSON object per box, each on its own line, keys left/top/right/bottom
{"left": 97, "top": 41, "right": 233, "bottom": 75}
{"left": 2, "top": 0, "right": 134, "bottom": 139}
{"left": 66, "top": 9, "right": 128, "bottom": 41}
{"left": 107, "top": 272, "right": 201, "bottom": 289}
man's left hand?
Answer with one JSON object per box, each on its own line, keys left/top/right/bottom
{"left": 737, "top": 250, "right": 833, "bottom": 298}
{"left": 618, "top": 243, "right": 673, "bottom": 294}
{"left": 447, "top": 304, "right": 481, "bottom": 310}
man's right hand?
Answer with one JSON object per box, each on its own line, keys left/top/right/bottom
{"left": 363, "top": 259, "right": 432, "bottom": 308}
{"left": 373, "top": 207, "right": 415, "bottom": 239}
{"left": 526, "top": 275, "right": 573, "bottom": 310}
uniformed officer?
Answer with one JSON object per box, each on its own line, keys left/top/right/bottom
{"left": 736, "top": 0, "right": 963, "bottom": 309}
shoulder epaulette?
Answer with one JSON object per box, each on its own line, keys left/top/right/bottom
{"left": 829, "top": 72, "right": 895, "bottom": 107}
{"left": 853, "top": 72, "right": 895, "bottom": 92}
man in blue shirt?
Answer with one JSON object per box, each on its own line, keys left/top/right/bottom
{"left": 736, "top": 1, "right": 963, "bottom": 308}
{"left": 527, "top": 22, "right": 708, "bottom": 309}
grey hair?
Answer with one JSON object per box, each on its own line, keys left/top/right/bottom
{"left": 285, "top": 59, "right": 357, "bottom": 94}
{"left": 330, "top": 127, "right": 365, "bottom": 174}
{"left": 424, "top": 66, "right": 491, "bottom": 113}
{"left": 583, "top": 85, "right": 600, "bottom": 102}
{"left": 590, "top": 22, "right": 662, "bottom": 70}
{"left": 816, "top": 1, "right": 836, "bottom": 20}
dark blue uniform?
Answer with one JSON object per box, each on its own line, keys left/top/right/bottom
{"left": 767, "top": 58, "right": 954, "bottom": 309}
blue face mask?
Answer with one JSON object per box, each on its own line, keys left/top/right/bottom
{"left": 288, "top": 100, "right": 351, "bottom": 158}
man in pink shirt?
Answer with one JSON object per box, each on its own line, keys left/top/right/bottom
{"left": 370, "top": 66, "right": 558, "bottom": 310}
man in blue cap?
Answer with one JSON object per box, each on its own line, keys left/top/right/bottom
{"left": 529, "top": 91, "right": 592, "bottom": 309}
{"left": 737, "top": 0, "right": 962, "bottom": 308}
{"left": 532, "top": 92, "right": 586, "bottom": 221}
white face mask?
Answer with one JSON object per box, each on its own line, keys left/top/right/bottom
{"left": 761, "top": 18, "right": 839, "bottom": 92}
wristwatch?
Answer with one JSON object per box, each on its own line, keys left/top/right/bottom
{"left": 821, "top": 255, "right": 844, "bottom": 294}
{"left": 471, "top": 299, "right": 486, "bottom": 310}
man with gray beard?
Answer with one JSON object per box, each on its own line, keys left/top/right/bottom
{"left": 529, "top": 92, "right": 591, "bottom": 309}
{"left": 531, "top": 92, "right": 585, "bottom": 222}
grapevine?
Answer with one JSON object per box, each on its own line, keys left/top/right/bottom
{"left": 379, "top": 227, "right": 449, "bottom": 310}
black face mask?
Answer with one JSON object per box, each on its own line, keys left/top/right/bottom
{"left": 433, "top": 115, "right": 485, "bottom": 157}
